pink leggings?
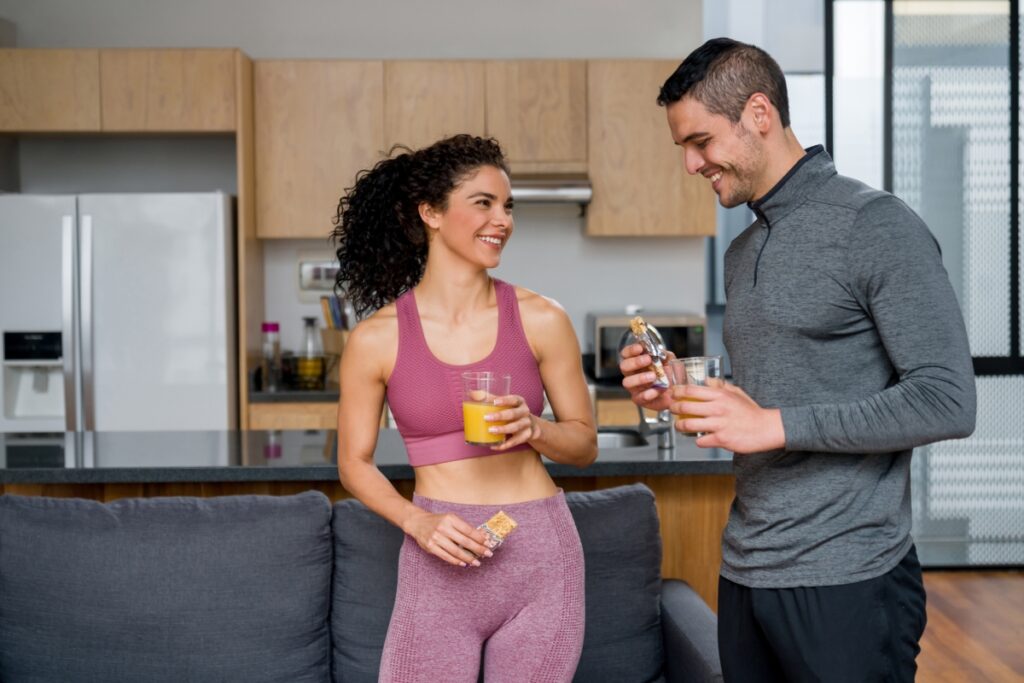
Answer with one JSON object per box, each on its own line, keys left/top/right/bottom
{"left": 378, "top": 490, "right": 585, "bottom": 683}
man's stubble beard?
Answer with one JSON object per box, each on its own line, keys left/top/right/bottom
{"left": 720, "top": 123, "right": 766, "bottom": 208}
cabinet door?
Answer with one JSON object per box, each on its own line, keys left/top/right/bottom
{"left": 587, "top": 61, "right": 715, "bottom": 236}
{"left": 100, "top": 49, "right": 236, "bottom": 132}
{"left": 485, "top": 60, "right": 587, "bottom": 174}
{"left": 0, "top": 49, "right": 100, "bottom": 131}
{"left": 248, "top": 402, "right": 338, "bottom": 430}
{"left": 248, "top": 402, "right": 386, "bottom": 430}
{"left": 597, "top": 398, "right": 660, "bottom": 427}
{"left": 255, "top": 60, "right": 384, "bottom": 239}
{"left": 384, "top": 61, "right": 485, "bottom": 152}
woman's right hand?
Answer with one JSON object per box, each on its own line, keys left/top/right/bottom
{"left": 619, "top": 342, "right": 674, "bottom": 412}
{"left": 402, "top": 510, "right": 494, "bottom": 567}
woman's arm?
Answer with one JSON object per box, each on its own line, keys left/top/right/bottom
{"left": 491, "top": 290, "right": 597, "bottom": 467}
{"left": 337, "top": 316, "right": 490, "bottom": 566}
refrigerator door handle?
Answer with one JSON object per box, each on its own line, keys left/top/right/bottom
{"left": 61, "top": 215, "right": 79, "bottom": 432}
{"left": 80, "top": 214, "right": 96, "bottom": 431}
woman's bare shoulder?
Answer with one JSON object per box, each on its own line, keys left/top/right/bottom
{"left": 511, "top": 285, "right": 578, "bottom": 362}
{"left": 344, "top": 303, "right": 399, "bottom": 360}
{"left": 513, "top": 285, "right": 569, "bottom": 325}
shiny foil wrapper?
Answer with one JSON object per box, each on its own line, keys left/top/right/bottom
{"left": 477, "top": 511, "right": 518, "bottom": 551}
{"left": 629, "top": 317, "right": 670, "bottom": 389}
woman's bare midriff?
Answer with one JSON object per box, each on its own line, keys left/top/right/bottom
{"left": 412, "top": 449, "right": 558, "bottom": 505}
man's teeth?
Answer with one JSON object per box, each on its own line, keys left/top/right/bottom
{"left": 709, "top": 172, "right": 722, "bottom": 183}
{"left": 479, "top": 236, "right": 502, "bottom": 245}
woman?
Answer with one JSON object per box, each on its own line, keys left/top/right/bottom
{"left": 332, "top": 134, "right": 597, "bottom": 682}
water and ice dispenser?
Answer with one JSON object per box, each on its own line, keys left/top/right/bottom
{"left": 2, "top": 332, "right": 64, "bottom": 425}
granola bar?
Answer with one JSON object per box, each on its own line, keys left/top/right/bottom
{"left": 477, "top": 510, "right": 518, "bottom": 551}
{"left": 629, "top": 316, "right": 669, "bottom": 389}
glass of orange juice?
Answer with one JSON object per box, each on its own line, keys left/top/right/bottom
{"left": 666, "top": 356, "right": 722, "bottom": 437}
{"left": 461, "top": 372, "right": 512, "bottom": 446}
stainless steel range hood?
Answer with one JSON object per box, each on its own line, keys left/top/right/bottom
{"left": 511, "top": 176, "right": 592, "bottom": 208}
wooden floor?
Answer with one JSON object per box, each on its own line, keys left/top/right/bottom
{"left": 918, "top": 570, "right": 1024, "bottom": 682}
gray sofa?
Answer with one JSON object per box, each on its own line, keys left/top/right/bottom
{"left": 0, "top": 483, "right": 721, "bottom": 682}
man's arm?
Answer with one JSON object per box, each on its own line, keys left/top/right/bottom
{"left": 780, "top": 196, "right": 976, "bottom": 453}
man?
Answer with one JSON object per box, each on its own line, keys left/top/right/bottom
{"left": 620, "top": 38, "right": 976, "bottom": 682}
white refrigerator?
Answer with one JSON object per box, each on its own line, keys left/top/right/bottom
{"left": 0, "top": 193, "right": 237, "bottom": 446}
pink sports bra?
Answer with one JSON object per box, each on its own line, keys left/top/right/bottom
{"left": 385, "top": 279, "right": 545, "bottom": 467}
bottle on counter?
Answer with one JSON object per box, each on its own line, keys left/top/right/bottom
{"left": 296, "top": 316, "right": 325, "bottom": 391}
{"left": 260, "top": 322, "right": 282, "bottom": 392}
{"left": 263, "top": 429, "right": 283, "bottom": 460}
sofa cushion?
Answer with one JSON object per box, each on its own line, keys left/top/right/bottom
{"left": 0, "top": 491, "right": 333, "bottom": 683}
{"left": 330, "top": 497, "right": 404, "bottom": 683}
{"left": 569, "top": 483, "right": 664, "bottom": 683}
{"left": 330, "top": 483, "right": 664, "bottom": 683}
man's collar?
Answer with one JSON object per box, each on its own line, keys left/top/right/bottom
{"left": 748, "top": 145, "right": 833, "bottom": 225}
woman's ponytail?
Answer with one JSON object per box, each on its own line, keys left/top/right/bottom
{"left": 331, "top": 147, "right": 426, "bottom": 317}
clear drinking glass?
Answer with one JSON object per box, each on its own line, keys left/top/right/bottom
{"left": 666, "top": 356, "right": 722, "bottom": 437}
{"left": 461, "top": 372, "right": 511, "bottom": 446}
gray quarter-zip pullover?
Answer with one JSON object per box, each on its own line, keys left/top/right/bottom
{"left": 721, "top": 146, "right": 976, "bottom": 588}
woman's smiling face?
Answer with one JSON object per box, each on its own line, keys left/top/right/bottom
{"left": 424, "top": 164, "right": 514, "bottom": 268}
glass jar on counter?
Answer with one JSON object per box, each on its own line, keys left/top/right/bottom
{"left": 295, "top": 316, "right": 326, "bottom": 391}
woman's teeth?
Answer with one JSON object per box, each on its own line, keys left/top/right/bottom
{"left": 479, "top": 236, "right": 502, "bottom": 246}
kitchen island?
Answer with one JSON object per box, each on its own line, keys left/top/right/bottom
{"left": 0, "top": 429, "right": 734, "bottom": 610}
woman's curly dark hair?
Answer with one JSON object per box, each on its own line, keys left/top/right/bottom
{"left": 331, "top": 134, "right": 510, "bottom": 318}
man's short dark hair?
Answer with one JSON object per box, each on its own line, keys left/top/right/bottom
{"left": 658, "top": 37, "right": 791, "bottom": 129}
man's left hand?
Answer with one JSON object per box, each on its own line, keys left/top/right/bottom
{"left": 669, "top": 382, "right": 786, "bottom": 454}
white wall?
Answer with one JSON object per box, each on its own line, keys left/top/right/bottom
{"left": 0, "top": 0, "right": 702, "bottom": 59}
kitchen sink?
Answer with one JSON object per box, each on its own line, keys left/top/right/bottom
{"left": 596, "top": 428, "right": 649, "bottom": 449}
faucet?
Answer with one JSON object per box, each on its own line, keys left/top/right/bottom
{"left": 636, "top": 405, "right": 675, "bottom": 450}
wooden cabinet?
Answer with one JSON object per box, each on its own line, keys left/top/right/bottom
{"left": 248, "top": 402, "right": 338, "bottom": 430}
{"left": 247, "top": 400, "right": 389, "bottom": 430}
{"left": 100, "top": 49, "right": 236, "bottom": 132}
{"left": 384, "top": 61, "right": 486, "bottom": 152}
{"left": 384, "top": 60, "right": 584, "bottom": 173}
{"left": 597, "top": 398, "right": 640, "bottom": 426}
{"left": 0, "top": 49, "right": 237, "bottom": 133}
{"left": 0, "top": 49, "right": 101, "bottom": 131}
{"left": 254, "top": 60, "right": 384, "bottom": 239}
{"left": 485, "top": 61, "right": 587, "bottom": 174}
{"left": 586, "top": 61, "right": 715, "bottom": 237}
{"left": 596, "top": 398, "right": 662, "bottom": 427}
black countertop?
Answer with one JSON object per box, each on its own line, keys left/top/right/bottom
{"left": 0, "top": 429, "right": 733, "bottom": 484}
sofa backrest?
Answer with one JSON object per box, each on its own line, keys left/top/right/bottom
{"left": 0, "top": 491, "right": 334, "bottom": 683}
{"left": 330, "top": 483, "right": 665, "bottom": 683}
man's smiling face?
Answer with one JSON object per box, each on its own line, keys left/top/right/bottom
{"left": 665, "top": 95, "right": 767, "bottom": 208}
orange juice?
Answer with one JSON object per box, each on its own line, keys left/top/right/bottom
{"left": 675, "top": 397, "right": 703, "bottom": 437}
{"left": 463, "top": 401, "right": 508, "bottom": 445}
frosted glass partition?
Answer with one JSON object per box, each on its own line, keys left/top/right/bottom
{"left": 891, "top": 0, "right": 1011, "bottom": 355}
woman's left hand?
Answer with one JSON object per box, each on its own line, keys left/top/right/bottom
{"left": 486, "top": 394, "right": 541, "bottom": 451}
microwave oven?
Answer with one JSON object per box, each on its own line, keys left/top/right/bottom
{"left": 586, "top": 312, "right": 706, "bottom": 381}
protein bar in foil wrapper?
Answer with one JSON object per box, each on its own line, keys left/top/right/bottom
{"left": 629, "top": 316, "right": 669, "bottom": 389}
{"left": 477, "top": 510, "right": 518, "bottom": 551}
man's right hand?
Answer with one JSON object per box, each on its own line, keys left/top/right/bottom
{"left": 619, "top": 342, "right": 673, "bottom": 412}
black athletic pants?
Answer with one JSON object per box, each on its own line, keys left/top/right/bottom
{"left": 718, "top": 546, "right": 927, "bottom": 683}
